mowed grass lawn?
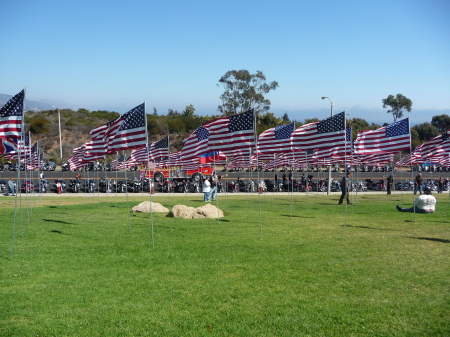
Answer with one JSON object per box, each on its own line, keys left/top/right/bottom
{"left": 1, "top": 193, "right": 449, "bottom": 336}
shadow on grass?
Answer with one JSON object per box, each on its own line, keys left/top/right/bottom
{"left": 408, "top": 236, "right": 450, "bottom": 244}
{"left": 42, "top": 219, "right": 73, "bottom": 225}
{"left": 281, "top": 214, "right": 315, "bottom": 218}
{"left": 342, "top": 224, "right": 403, "bottom": 231}
{"left": 50, "top": 230, "right": 66, "bottom": 235}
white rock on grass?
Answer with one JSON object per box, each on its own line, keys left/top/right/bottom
{"left": 168, "top": 203, "right": 224, "bottom": 219}
{"left": 131, "top": 201, "right": 169, "bottom": 213}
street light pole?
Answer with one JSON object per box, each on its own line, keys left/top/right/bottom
{"left": 321, "top": 97, "right": 334, "bottom": 195}
{"left": 321, "top": 96, "right": 334, "bottom": 116}
{"left": 53, "top": 106, "right": 63, "bottom": 161}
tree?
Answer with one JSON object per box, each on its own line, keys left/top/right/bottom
{"left": 258, "top": 112, "right": 281, "bottom": 135}
{"left": 431, "top": 114, "right": 450, "bottom": 133}
{"left": 304, "top": 118, "right": 319, "bottom": 124}
{"left": 153, "top": 107, "right": 158, "bottom": 116}
{"left": 382, "top": 94, "right": 413, "bottom": 122}
{"left": 217, "top": 70, "right": 279, "bottom": 117}
{"left": 282, "top": 112, "right": 290, "bottom": 123}
{"left": 181, "top": 104, "right": 195, "bottom": 118}
{"left": 167, "top": 109, "right": 179, "bottom": 117}
{"left": 412, "top": 123, "right": 439, "bottom": 142}
{"left": 30, "top": 116, "right": 51, "bottom": 134}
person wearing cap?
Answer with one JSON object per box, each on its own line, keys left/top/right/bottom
{"left": 202, "top": 176, "right": 211, "bottom": 202}
{"left": 338, "top": 171, "right": 352, "bottom": 205}
{"left": 396, "top": 186, "right": 436, "bottom": 213}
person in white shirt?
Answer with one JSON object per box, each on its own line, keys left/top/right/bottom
{"left": 396, "top": 186, "right": 436, "bottom": 213}
{"left": 202, "top": 177, "right": 211, "bottom": 202}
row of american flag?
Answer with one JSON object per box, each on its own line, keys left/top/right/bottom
{"left": 1, "top": 88, "right": 448, "bottom": 169}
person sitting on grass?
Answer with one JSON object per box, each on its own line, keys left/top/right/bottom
{"left": 396, "top": 186, "right": 436, "bottom": 213}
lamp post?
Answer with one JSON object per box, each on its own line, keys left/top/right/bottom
{"left": 52, "top": 106, "right": 63, "bottom": 161}
{"left": 321, "top": 96, "right": 334, "bottom": 117}
{"left": 321, "top": 97, "right": 334, "bottom": 195}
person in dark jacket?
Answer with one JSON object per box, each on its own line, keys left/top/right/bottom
{"left": 338, "top": 172, "right": 352, "bottom": 205}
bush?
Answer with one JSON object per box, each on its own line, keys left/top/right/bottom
{"left": 29, "top": 116, "right": 51, "bottom": 134}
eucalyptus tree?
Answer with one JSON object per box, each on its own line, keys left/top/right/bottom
{"left": 382, "top": 93, "right": 413, "bottom": 122}
{"left": 217, "top": 70, "right": 279, "bottom": 117}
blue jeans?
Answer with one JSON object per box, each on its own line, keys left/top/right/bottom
{"left": 210, "top": 186, "right": 217, "bottom": 201}
{"left": 203, "top": 191, "right": 211, "bottom": 201}
{"left": 4, "top": 186, "right": 15, "bottom": 196}
{"left": 399, "top": 207, "right": 433, "bottom": 213}
{"left": 414, "top": 184, "right": 423, "bottom": 194}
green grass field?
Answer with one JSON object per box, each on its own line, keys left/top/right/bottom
{"left": 1, "top": 193, "right": 449, "bottom": 336}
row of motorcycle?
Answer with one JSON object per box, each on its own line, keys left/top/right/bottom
{"left": 3, "top": 177, "right": 446, "bottom": 194}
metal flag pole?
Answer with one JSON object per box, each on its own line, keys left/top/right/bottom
{"left": 143, "top": 102, "right": 155, "bottom": 248}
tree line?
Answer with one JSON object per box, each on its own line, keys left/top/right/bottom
{"left": 8, "top": 69, "right": 450, "bottom": 162}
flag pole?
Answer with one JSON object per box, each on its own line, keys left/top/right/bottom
{"left": 143, "top": 102, "right": 155, "bottom": 248}
{"left": 10, "top": 88, "right": 26, "bottom": 261}
{"left": 252, "top": 109, "right": 263, "bottom": 239}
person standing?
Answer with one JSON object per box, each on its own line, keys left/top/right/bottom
{"left": 414, "top": 173, "right": 423, "bottom": 195}
{"left": 202, "top": 177, "right": 211, "bottom": 202}
{"left": 4, "top": 178, "right": 16, "bottom": 196}
{"left": 274, "top": 172, "right": 278, "bottom": 192}
{"left": 210, "top": 174, "right": 218, "bottom": 201}
{"left": 386, "top": 175, "right": 393, "bottom": 195}
{"left": 438, "top": 178, "right": 443, "bottom": 193}
{"left": 338, "top": 172, "right": 352, "bottom": 205}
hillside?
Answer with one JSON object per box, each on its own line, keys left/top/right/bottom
{"left": 20, "top": 109, "right": 189, "bottom": 164}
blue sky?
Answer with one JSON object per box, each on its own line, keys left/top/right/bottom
{"left": 1, "top": 0, "right": 449, "bottom": 126}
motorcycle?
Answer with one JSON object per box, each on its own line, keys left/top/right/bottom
{"left": 0, "top": 179, "right": 7, "bottom": 193}
{"left": 53, "top": 179, "right": 66, "bottom": 193}
{"left": 61, "top": 163, "right": 70, "bottom": 171}
{"left": 21, "top": 180, "right": 34, "bottom": 193}
{"left": 83, "top": 179, "right": 96, "bottom": 193}
{"left": 69, "top": 178, "right": 81, "bottom": 193}
{"left": 38, "top": 179, "right": 49, "bottom": 193}
{"left": 99, "top": 178, "right": 112, "bottom": 193}
{"left": 127, "top": 178, "right": 141, "bottom": 193}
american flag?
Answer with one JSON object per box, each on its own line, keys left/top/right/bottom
{"left": 0, "top": 89, "right": 25, "bottom": 139}
{"left": 256, "top": 123, "right": 294, "bottom": 155}
{"left": 84, "top": 138, "right": 106, "bottom": 156}
{"left": 180, "top": 125, "right": 210, "bottom": 160}
{"left": 354, "top": 118, "right": 410, "bottom": 154}
{"left": 89, "top": 122, "right": 109, "bottom": 140}
{"left": 206, "top": 109, "right": 255, "bottom": 157}
{"left": 126, "top": 145, "right": 149, "bottom": 166}
{"left": 149, "top": 136, "right": 169, "bottom": 160}
{"left": 292, "top": 112, "right": 346, "bottom": 150}
{"left": 311, "top": 127, "right": 353, "bottom": 161}
{"left": 107, "top": 103, "right": 147, "bottom": 153}
{"left": 110, "top": 155, "right": 128, "bottom": 170}
{"left": 358, "top": 152, "right": 394, "bottom": 165}
{"left": 418, "top": 130, "right": 450, "bottom": 159}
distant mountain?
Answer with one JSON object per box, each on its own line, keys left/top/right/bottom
{"left": 0, "top": 93, "right": 54, "bottom": 112}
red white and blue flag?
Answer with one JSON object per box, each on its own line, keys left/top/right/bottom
{"left": 0, "top": 89, "right": 25, "bottom": 139}
{"left": 149, "top": 136, "right": 169, "bottom": 160}
{"left": 107, "top": 103, "right": 147, "bottom": 153}
{"left": 417, "top": 130, "right": 450, "bottom": 159}
{"left": 180, "top": 126, "right": 210, "bottom": 160}
{"left": 199, "top": 151, "right": 226, "bottom": 164}
{"left": 256, "top": 123, "right": 294, "bottom": 155}
{"left": 292, "top": 112, "right": 346, "bottom": 151}
{"left": 0, "top": 138, "right": 18, "bottom": 156}
{"left": 206, "top": 109, "right": 255, "bottom": 157}
{"left": 354, "top": 118, "right": 410, "bottom": 154}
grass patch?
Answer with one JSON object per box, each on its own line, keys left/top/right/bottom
{"left": 1, "top": 194, "right": 449, "bottom": 336}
